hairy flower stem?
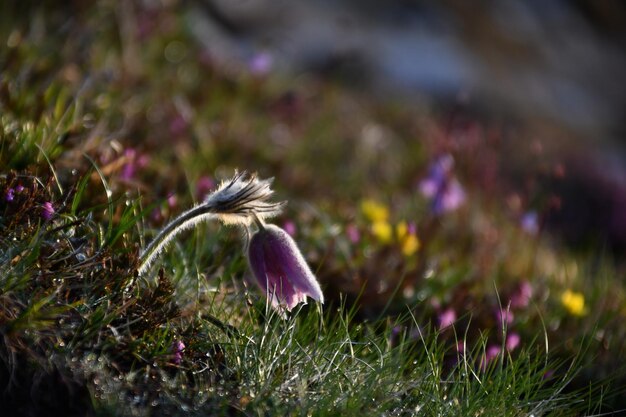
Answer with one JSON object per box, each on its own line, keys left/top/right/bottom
{"left": 138, "top": 204, "right": 217, "bottom": 276}
{"left": 137, "top": 171, "right": 285, "bottom": 276}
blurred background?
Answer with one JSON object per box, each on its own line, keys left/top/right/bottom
{"left": 193, "top": 0, "right": 626, "bottom": 142}
{"left": 187, "top": 0, "right": 626, "bottom": 250}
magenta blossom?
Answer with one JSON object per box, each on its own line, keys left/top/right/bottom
{"left": 249, "top": 51, "right": 273, "bottom": 76}
{"left": 506, "top": 332, "right": 521, "bottom": 351}
{"left": 438, "top": 308, "right": 456, "bottom": 330}
{"left": 510, "top": 281, "right": 533, "bottom": 309}
{"left": 248, "top": 223, "right": 324, "bottom": 312}
{"left": 41, "top": 202, "right": 55, "bottom": 220}
{"left": 171, "top": 340, "right": 185, "bottom": 365}
{"left": 282, "top": 220, "right": 297, "bottom": 237}
{"left": 195, "top": 176, "right": 215, "bottom": 200}
{"left": 346, "top": 224, "right": 360, "bottom": 244}
{"left": 481, "top": 345, "right": 501, "bottom": 370}
{"left": 5, "top": 188, "right": 15, "bottom": 202}
{"left": 521, "top": 211, "right": 539, "bottom": 235}
{"left": 496, "top": 307, "right": 514, "bottom": 327}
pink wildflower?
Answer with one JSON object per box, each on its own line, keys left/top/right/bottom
{"left": 521, "top": 211, "right": 539, "bottom": 235}
{"left": 438, "top": 308, "right": 456, "bottom": 330}
{"left": 346, "top": 224, "right": 361, "bottom": 244}
{"left": 506, "top": 332, "right": 521, "bottom": 351}
{"left": 283, "top": 220, "right": 297, "bottom": 237}
{"left": 41, "top": 202, "right": 55, "bottom": 220}
{"left": 496, "top": 308, "right": 514, "bottom": 327}
{"left": 195, "top": 176, "right": 215, "bottom": 200}
{"left": 419, "top": 154, "right": 466, "bottom": 215}
{"left": 480, "top": 345, "right": 501, "bottom": 370}
{"left": 510, "top": 281, "right": 533, "bottom": 309}
{"left": 249, "top": 51, "right": 273, "bottom": 76}
{"left": 171, "top": 340, "right": 185, "bottom": 365}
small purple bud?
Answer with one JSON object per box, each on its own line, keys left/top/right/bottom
{"left": 510, "top": 281, "right": 533, "bottom": 309}
{"left": 5, "top": 188, "right": 15, "bottom": 202}
{"left": 169, "top": 113, "right": 188, "bottom": 137}
{"left": 521, "top": 211, "right": 539, "bottom": 235}
{"left": 249, "top": 51, "right": 273, "bottom": 76}
{"left": 496, "top": 308, "right": 514, "bottom": 327}
{"left": 346, "top": 224, "right": 360, "bottom": 244}
{"left": 167, "top": 194, "right": 178, "bottom": 209}
{"left": 248, "top": 224, "right": 324, "bottom": 312}
{"left": 419, "top": 154, "right": 465, "bottom": 215}
{"left": 151, "top": 207, "right": 163, "bottom": 223}
{"left": 479, "top": 344, "right": 501, "bottom": 370}
{"left": 506, "top": 332, "right": 521, "bottom": 351}
{"left": 196, "top": 176, "right": 215, "bottom": 200}
{"left": 283, "top": 220, "right": 297, "bottom": 237}
{"left": 438, "top": 308, "right": 456, "bottom": 330}
{"left": 486, "top": 345, "right": 501, "bottom": 361}
{"left": 121, "top": 149, "right": 136, "bottom": 180}
{"left": 41, "top": 202, "right": 55, "bottom": 220}
{"left": 15, "top": 185, "right": 24, "bottom": 192}
{"left": 171, "top": 340, "right": 185, "bottom": 365}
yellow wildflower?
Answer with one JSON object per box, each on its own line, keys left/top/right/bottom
{"left": 396, "top": 221, "right": 420, "bottom": 256}
{"left": 561, "top": 289, "right": 586, "bottom": 316}
{"left": 401, "top": 234, "right": 420, "bottom": 256}
{"left": 396, "top": 221, "right": 408, "bottom": 240}
{"left": 371, "top": 220, "right": 392, "bottom": 244}
{"left": 361, "top": 199, "right": 389, "bottom": 223}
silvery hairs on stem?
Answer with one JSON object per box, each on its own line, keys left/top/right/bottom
{"left": 137, "top": 171, "right": 285, "bottom": 275}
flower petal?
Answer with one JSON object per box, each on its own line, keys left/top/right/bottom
{"left": 248, "top": 224, "right": 324, "bottom": 312}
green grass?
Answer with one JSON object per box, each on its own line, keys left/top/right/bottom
{"left": 1, "top": 1, "right": 625, "bottom": 415}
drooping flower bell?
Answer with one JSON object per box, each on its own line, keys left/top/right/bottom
{"left": 248, "top": 223, "right": 324, "bottom": 312}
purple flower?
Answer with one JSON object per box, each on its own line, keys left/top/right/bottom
{"left": 248, "top": 224, "right": 324, "bottom": 312}
{"left": 419, "top": 154, "right": 465, "bottom": 215}
{"left": 171, "top": 340, "right": 185, "bottom": 365}
{"left": 15, "top": 185, "right": 24, "bottom": 192}
{"left": 249, "top": 51, "right": 273, "bottom": 76}
{"left": 41, "top": 202, "right": 55, "bottom": 220}
{"left": 5, "top": 188, "right": 15, "bottom": 202}
{"left": 283, "top": 220, "right": 297, "bottom": 237}
{"left": 520, "top": 211, "right": 539, "bottom": 235}
{"left": 438, "top": 308, "right": 456, "bottom": 330}
{"left": 510, "top": 281, "right": 533, "bottom": 309}
{"left": 479, "top": 344, "right": 501, "bottom": 370}
{"left": 120, "top": 149, "right": 149, "bottom": 180}
{"left": 506, "top": 332, "right": 521, "bottom": 351}
{"left": 169, "top": 113, "right": 189, "bottom": 137}
{"left": 496, "top": 308, "right": 514, "bottom": 327}
{"left": 346, "top": 224, "right": 360, "bottom": 244}
{"left": 195, "top": 176, "right": 215, "bottom": 200}
{"left": 121, "top": 149, "right": 137, "bottom": 180}
{"left": 167, "top": 194, "right": 178, "bottom": 209}
{"left": 486, "top": 345, "right": 501, "bottom": 361}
